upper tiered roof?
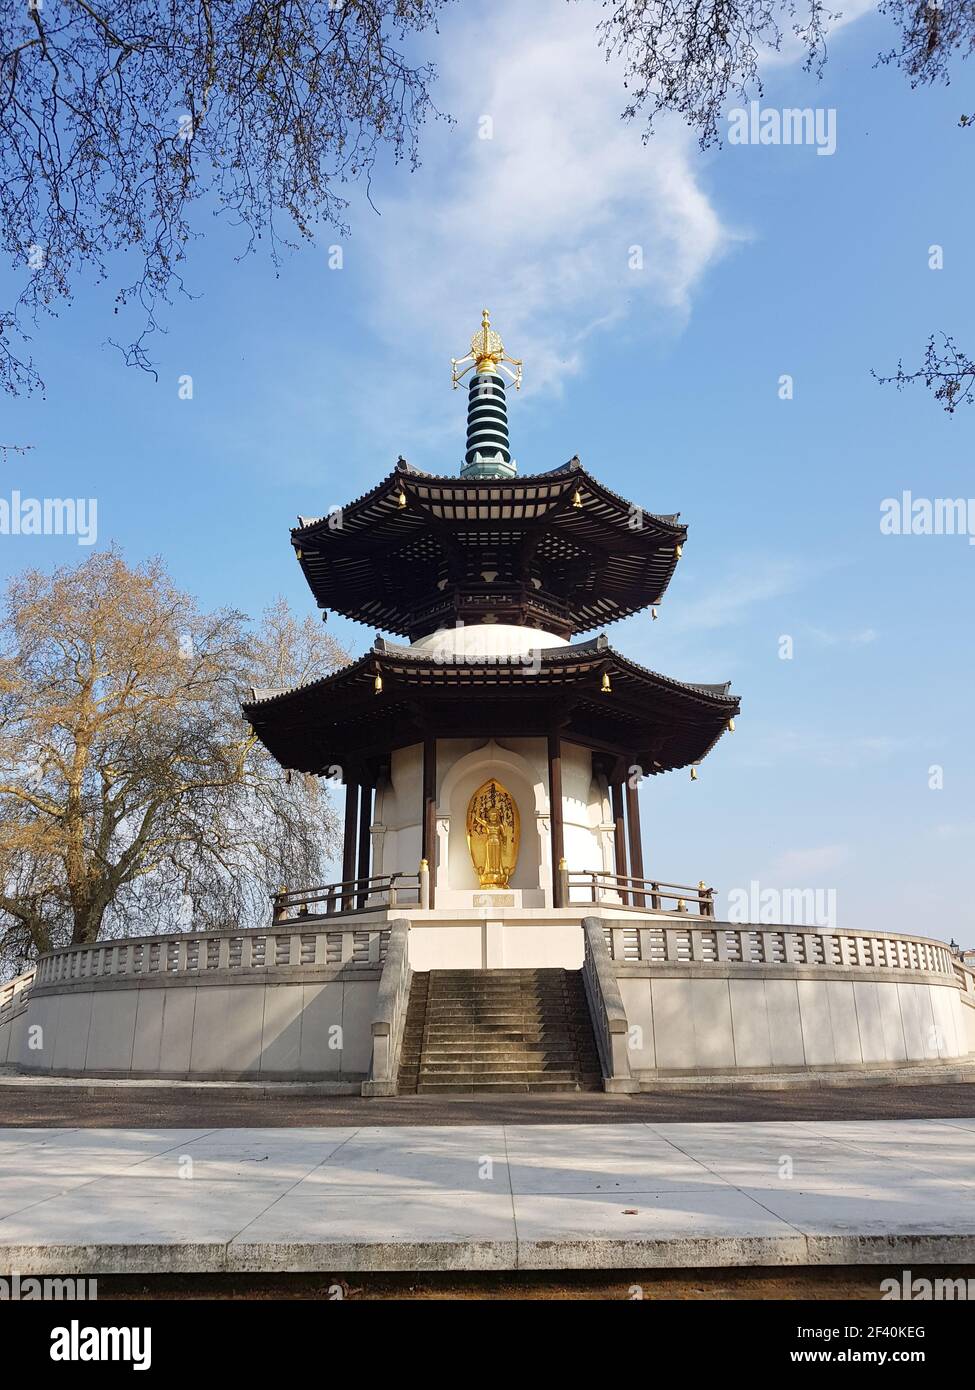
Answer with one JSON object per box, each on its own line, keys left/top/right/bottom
{"left": 292, "top": 457, "right": 686, "bottom": 641}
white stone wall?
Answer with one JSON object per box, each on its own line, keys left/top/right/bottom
{"left": 962, "top": 999, "right": 975, "bottom": 1053}
{"left": 14, "top": 977, "right": 379, "bottom": 1082}
{"left": 407, "top": 914, "right": 585, "bottom": 970}
{"left": 0, "top": 1009, "right": 26, "bottom": 1068}
{"left": 373, "top": 735, "right": 608, "bottom": 909}
{"left": 617, "top": 974, "right": 971, "bottom": 1074}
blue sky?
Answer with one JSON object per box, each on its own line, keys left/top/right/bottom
{"left": 1, "top": 1, "right": 973, "bottom": 937}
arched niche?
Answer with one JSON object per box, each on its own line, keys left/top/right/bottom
{"left": 437, "top": 739, "right": 548, "bottom": 894}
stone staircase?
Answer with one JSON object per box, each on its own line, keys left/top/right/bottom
{"left": 397, "top": 968, "right": 603, "bottom": 1094}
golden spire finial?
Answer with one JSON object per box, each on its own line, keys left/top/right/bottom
{"left": 451, "top": 308, "right": 523, "bottom": 390}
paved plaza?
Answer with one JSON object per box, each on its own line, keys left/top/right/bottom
{"left": 1, "top": 1118, "right": 974, "bottom": 1273}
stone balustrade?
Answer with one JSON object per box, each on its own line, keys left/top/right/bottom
{"left": 0, "top": 968, "right": 35, "bottom": 1019}
{"left": 603, "top": 922, "right": 955, "bottom": 977}
{"left": 33, "top": 924, "right": 390, "bottom": 991}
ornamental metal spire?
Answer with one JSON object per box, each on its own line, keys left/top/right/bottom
{"left": 451, "top": 309, "right": 523, "bottom": 479}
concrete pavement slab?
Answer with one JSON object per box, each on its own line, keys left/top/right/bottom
{"left": 131, "top": 1127, "right": 357, "bottom": 1184}
{"left": 0, "top": 1119, "right": 971, "bottom": 1272}
{"left": 230, "top": 1189, "right": 518, "bottom": 1271}
{"left": 0, "top": 1175, "right": 287, "bottom": 1274}
{"left": 503, "top": 1122, "right": 718, "bottom": 1194}
{"left": 513, "top": 1187, "right": 808, "bottom": 1269}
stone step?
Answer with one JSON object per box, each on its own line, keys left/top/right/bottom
{"left": 416, "top": 1080, "right": 601, "bottom": 1094}
{"left": 421, "top": 1034, "right": 585, "bottom": 1044}
{"left": 425, "top": 991, "right": 571, "bottom": 999}
{"left": 417, "top": 1066, "right": 584, "bottom": 1079}
{"left": 422, "top": 1018, "right": 578, "bottom": 1028}
{"left": 427, "top": 984, "right": 568, "bottom": 995}
{"left": 423, "top": 1007, "right": 574, "bottom": 1015}
{"left": 423, "top": 1022, "right": 594, "bottom": 1032}
{"left": 418, "top": 1065, "right": 584, "bottom": 1078}
{"left": 429, "top": 982, "right": 568, "bottom": 989}
{"left": 418, "top": 1053, "right": 581, "bottom": 1062}
{"left": 396, "top": 966, "right": 603, "bottom": 1097}
{"left": 423, "top": 1013, "right": 586, "bottom": 1023}
{"left": 418, "top": 1046, "right": 580, "bottom": 1059}
{"left": 421, "top": 1027, "right": 588, "bottom": 1039}
{"left": 422, "top": 1017, "right": 591, "bottom": 1028}
{"left": 424, "top": 1004, "right": 568, "bottom": 1013}
{"left": 427, "top": 1003, "right": 569, "bottom": 1011}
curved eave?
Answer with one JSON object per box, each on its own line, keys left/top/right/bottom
{"left": 292, "top": 464, "right": 682, "bottom": 541}
{"left": 290, "top": 466, "right": 687, "bottom": 636}
{"left": 243, "top": 638, "right": 739, "bottom": 778}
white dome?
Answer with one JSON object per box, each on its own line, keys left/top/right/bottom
{"left": 410, "top": 623, "right": 568, "bottom": 662}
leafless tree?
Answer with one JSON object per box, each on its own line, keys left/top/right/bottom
{"left": 596, "top": 0, "right": 833, "bottom": 150}
{"left": 0, "top": 0, "right": 446, "bottom": 395}
{"left": 876, "top": 0, "right": 975, "bottom": 88}
{"left": 596, "top": 0, "right": 975, "bottom": 413}
{"left": 0, "top": 550, "right": 346, "bottom": 969}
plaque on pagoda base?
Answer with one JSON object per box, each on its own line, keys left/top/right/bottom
{"left": 473, "top": 891, "right": 515, "bottom": 908}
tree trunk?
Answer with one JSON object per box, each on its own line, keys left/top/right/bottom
{"left": 71, "top": 899, "right": 107, "bottom": 946}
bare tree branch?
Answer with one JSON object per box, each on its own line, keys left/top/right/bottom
{"left": 874, "top": 333, "right": 975, "bottom": 413}
{"left": 0, "top": 0, "right": 448, "bottom": 394}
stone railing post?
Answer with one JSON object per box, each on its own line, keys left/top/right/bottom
{"left": 362, "top": 918, "right": 412, "bottom": 1097}
{"left": 419, "top": 859, "right": 430, "bottom": 910}
{"left": 558, "top": 857, "right": 570, "bottom": 909}
{"left": 581, "top": 916, "right": 637, "bottom": 1093}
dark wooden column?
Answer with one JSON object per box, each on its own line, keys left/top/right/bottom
{"left": 547, "top": 733, "right": 565, "bottom": 907}
{"left": 626, "top": 778, "right": 645, "bottom": 908}
{"left": 342, "top": 777, "right": 358, "bottom": 909}
{"left": 356, "top": 781, "right": 373, "bottom": 909}
{"left": 422, "top": 735, "right": 437, "bottom": 910}
{"left": 611, "top": 779, "right": 628, "bottom": 904}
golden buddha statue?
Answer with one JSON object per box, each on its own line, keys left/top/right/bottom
{"left": 466, "top": 779, "right": 519, "bottom": 889}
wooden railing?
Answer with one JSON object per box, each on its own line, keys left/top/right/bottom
{"left": 272, "top": 871, "right": 421, "bottom": 922}
{"left": 566, "top": 869, "right": 715, "bottom": 915}
{"left": 34, "top": 924, "right": 390, "bottom": 988}
{"left": 602, "top": 921, "right": 957, "bottom": 977}
{"left": 0, "top": 967, "right": 35, "bottom": 1020}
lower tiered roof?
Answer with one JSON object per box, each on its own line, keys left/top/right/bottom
{"left": 244, "top": 634, "right": 739, "bottom": 779}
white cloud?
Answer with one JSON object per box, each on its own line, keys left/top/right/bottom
{"left": 664, "top": 559, "right": 802, "bottom": 634}
{"left": 346, "top": 0, "right": 735, "bottom": 452}
{"left": 767, "top": 844, "right": 851, "bottom": 876}
{"left": 930, "top": 823, "right": 975, "bottom": 841}
{"left": 807, "top": 626, "right": 879, "bottom": 646}
{"left": 760, "top": 0, "right": 878, "bottom": 68}
{"left": 733, "top": 729, "right": 911, "bottom": 769}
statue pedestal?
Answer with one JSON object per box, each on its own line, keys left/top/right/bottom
{"left": 473, "top": 891, "right": 516, "bottom": 908}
